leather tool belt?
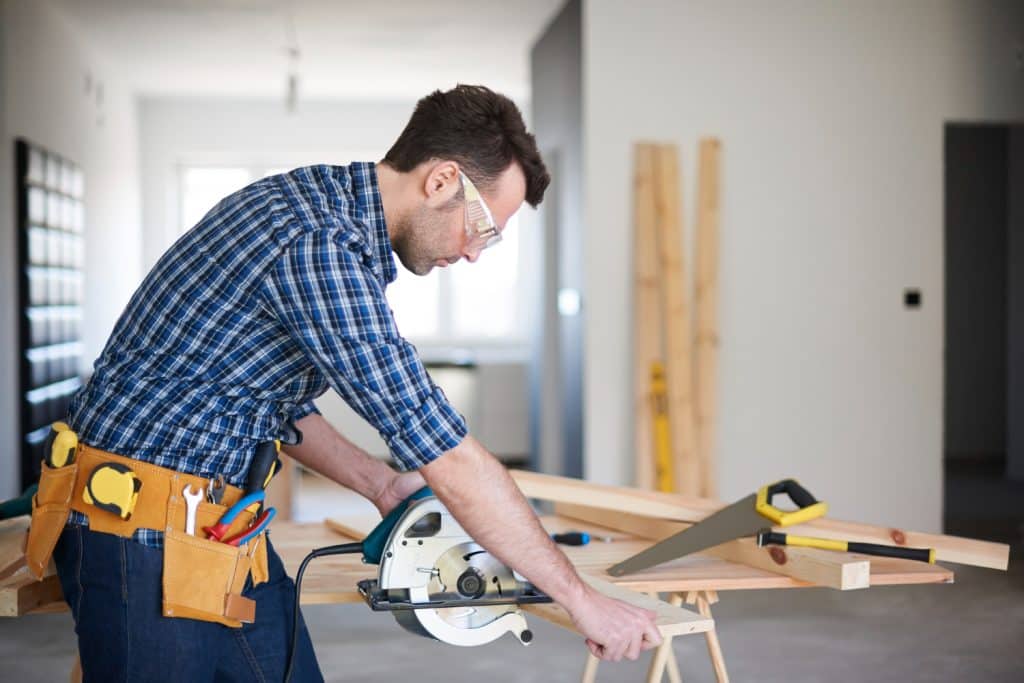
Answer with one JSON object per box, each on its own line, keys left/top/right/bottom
{"left": 25, "top": 439, "right": 270, "bottom": 627}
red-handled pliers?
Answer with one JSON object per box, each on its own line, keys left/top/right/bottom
{"left": 222, "top": 507, "right": 276, "bottom": 547}
{"left": 204, "top": 491, "right": 266, "bottom": 542}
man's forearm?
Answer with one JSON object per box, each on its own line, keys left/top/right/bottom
{"left": 288, "top": 413, "right": 396, "bottom": 504}
{"left": 419, "top": 435, "right": 587, "bottom": 607}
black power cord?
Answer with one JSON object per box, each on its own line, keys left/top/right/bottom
{"left": 284, "top": 542, "right": 364, "bottom": 682}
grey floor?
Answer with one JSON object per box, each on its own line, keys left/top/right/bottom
{"left": 3, "top": 470, "right": 1023, "bottom": 682}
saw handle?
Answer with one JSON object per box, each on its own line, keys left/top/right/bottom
{"left": 758, "top": 531, "right": 935, "bottom": 563}
{"left": 361, "top": 486, "right": 435, "bottom": 565}
{"left": 755, "top": 479, "right": 828, "bottom": 527}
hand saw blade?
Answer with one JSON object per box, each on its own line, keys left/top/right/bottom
{"left": 607, "top": 493, "right": 764, "bottom": 576}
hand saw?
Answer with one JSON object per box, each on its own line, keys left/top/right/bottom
{"left": 607, "top": 479, "right": 828, "bottom": 576}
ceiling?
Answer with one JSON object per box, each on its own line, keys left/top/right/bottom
{"left": 50, "top": 0, "right": 564, "bottom": 101}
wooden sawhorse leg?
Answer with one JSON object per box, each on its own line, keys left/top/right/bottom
{"left": 579, "top": 590, "right": 728, "bottom": 683}
{"left": 684, "top": 590, "right": 728, "bottom": 683}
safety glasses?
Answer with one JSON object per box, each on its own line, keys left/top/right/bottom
{"left": 459, "top": 171, "right": 502, "bottom": 251}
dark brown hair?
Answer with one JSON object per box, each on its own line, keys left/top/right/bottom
{"left": 383, "top": 85, "right": 550, "bottom": 208}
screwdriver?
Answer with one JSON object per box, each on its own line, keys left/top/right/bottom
{"left": 551, "top": 531, "right": 590, "bottom": 546}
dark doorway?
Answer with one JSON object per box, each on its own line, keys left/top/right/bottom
{"left": 943, "top": 123, "right": 1024, "bottom": 554}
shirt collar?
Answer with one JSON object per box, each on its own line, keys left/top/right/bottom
{"left": 348, "top": 161, "right": 397, "bottom": 286}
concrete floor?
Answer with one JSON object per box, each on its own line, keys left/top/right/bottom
{"left": 3, "top": 470, "right": 1023, "bottom": 681}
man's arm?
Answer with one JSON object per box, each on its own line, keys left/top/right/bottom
{"left": 286, "top": 413, "right": 425, "bottom": 516}
{"left": 420, "top": 435, "right": 663, "bottom": 662}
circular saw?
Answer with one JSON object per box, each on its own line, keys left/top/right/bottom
{"left": 356, "top": 490, "right": 551, "bottom": 646}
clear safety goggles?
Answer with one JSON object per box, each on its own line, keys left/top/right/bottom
{"left": 459, "top": 171, "right": 502, "bottom": 251}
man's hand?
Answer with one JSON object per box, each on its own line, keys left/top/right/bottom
{"left": 564, "top": 585, "right": 663, "bottom": 661}
{"left": 372, "top": 469, "right": 426, "bottom": 517}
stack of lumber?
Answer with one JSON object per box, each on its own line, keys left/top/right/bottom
{"left": 633, "top": 140, "right": 721, "bottom": 498}
{"left": 511, "top": 470, "right": 1009, "bottom": 591}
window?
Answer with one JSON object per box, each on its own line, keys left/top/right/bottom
{"left": 179, "top": 165, "right": 529, "bottom": 350}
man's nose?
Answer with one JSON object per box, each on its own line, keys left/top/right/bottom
{"left": 462, "top": 244, "right": 483, "bottom": 263}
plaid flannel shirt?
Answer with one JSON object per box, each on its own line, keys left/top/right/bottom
{"left": 67, "top": 162, "right": 467, "bottom": 547}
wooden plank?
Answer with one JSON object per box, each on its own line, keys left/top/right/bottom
{"left": 511, "top": 469, "right": 721, "bottom": 520}
{"left": 555, "top": 503, "right": 871, "bottom": 591}
{"left": 514, "top": 470, "right": 1008, "bottom": 570}
{"left": 323, "top": 514, "right": 379, "bottom": 541}
{"left": 694, "top": 138, "right": 721, "bottom": 499}
{"left": 652, "top": 144, "right": 700, "bottom": 495}
{"left": 0, "top": 571, "right": 64, "bottom": 617}
{"left": 790, "top": 517, "right": 1009, "bottom": 571}
{"left": 633, "top": 143, "right": 661, "bottom": 490}
{"left": 523, "top": 574, "right": 713, "bottom": 638}
{"left": 0, "top": 518, "right": 30, "bottom": 581}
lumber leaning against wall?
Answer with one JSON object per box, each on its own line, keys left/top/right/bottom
{"left": 694, "top": 138, "right": 721, "bottom": 499}
{"left": 633, "top": 143, "right": 661, "bottom": 490}
{"left": 652, "top": 144, "right": 701, "bottom": 496}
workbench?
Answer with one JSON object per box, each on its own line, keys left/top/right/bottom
{"left": 1, "top": 514, "right": 956, "bottom": 683}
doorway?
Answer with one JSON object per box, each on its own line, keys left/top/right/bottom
{"left": 943, "top": 123, "right": 1024, "bottom": 553}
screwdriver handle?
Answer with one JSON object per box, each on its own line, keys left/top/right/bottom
{"left": 552, "top": 532, "right": 590, "bottom": 546}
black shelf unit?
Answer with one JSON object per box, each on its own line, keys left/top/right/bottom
{"left": 15, "top": 139, "right": 85, "bottom": 490}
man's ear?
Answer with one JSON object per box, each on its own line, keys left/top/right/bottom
{"left": 422, "top": 160, "right": 460, "bottom": 208}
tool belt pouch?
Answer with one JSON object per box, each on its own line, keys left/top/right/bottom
{"left": 161, "top": 492, "right": 265, "bottom": 628}
{"left": 25, "top": 461, "right": 79, "bottom": 579}
{"left": 163, "top": 529, "right": 254, "bottom": 628}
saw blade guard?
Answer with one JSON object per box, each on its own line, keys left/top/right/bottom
{"left": 377, "top": 496, "right": 533, "bottom": 647}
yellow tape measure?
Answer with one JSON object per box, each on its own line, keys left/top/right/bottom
{"left": 83, "top": 463, "right": 142, "bottom": 520}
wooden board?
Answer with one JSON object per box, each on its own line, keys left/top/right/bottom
{"left": 511, "top": 469, "right": 721, "bottom": 521}
{"left": 524, "top": 574, "right": 713, "bottom": 638}
{"left": 513, "top": 470, "right": 1009, "bottom": 570}
{"left": 653, "top": 144, "right": 700, "bottom": 495}
{"left": 555, "top": 503, "right": 870, "bottom": 591}
{"left": 694, "top": 138, "right": 721, "bottom": 499}
{"left": 633, "top": 143, "right": 661, "bottom": 490}
{"left": 0, "top": 569, "right": 63, "bottom": 617}
{"left": 789, "top": 517, "right": 1009, "bottom": 571}
{"left": 0, "top": 518, "right": 30, "bottom": 581}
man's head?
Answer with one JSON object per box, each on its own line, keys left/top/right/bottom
{"left": 378, "top": 85, "right": 550, "bottom": 275}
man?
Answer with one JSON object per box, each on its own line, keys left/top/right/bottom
{"left": 53, "top": 85, "right": 661, "bottom": 680}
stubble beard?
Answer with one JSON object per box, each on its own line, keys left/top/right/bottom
{"left": 394, "top": 204, "right": 456, "bottom": 276}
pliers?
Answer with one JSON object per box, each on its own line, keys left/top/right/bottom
{"left": 204, "top": 491, "right": 276, "bottom": 546}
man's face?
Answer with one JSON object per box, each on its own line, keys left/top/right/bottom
{"left": 394, "top": 161, "right": 526, "bottom": 276}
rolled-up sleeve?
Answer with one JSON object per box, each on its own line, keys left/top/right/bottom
{"left": 260, "top": 229, "right": 467, "bottom": 469}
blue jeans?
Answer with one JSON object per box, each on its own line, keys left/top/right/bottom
{"left": 53, "top": 525, "right": 324, "bottom": 682}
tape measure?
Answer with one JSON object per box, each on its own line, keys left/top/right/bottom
{"left": 43, "top": 422, "right": 78, "bottom": 469}
{"left": 83, "top": 463, "right": 142, "bottom": 520}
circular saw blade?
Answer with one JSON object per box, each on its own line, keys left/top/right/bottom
{"left": 395, "top": 541, "right": 524, "bottom": 643}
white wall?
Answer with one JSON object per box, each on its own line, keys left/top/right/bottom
{"left": 0, "top": 0, "right": 142, "bottom": 497}
{"left": 582, "top": 0, "right": 1024, "bottom": 531}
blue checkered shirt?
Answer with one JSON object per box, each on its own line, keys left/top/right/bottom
{"left": 67, "top": 162, "right": 468, "bottom": 547}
